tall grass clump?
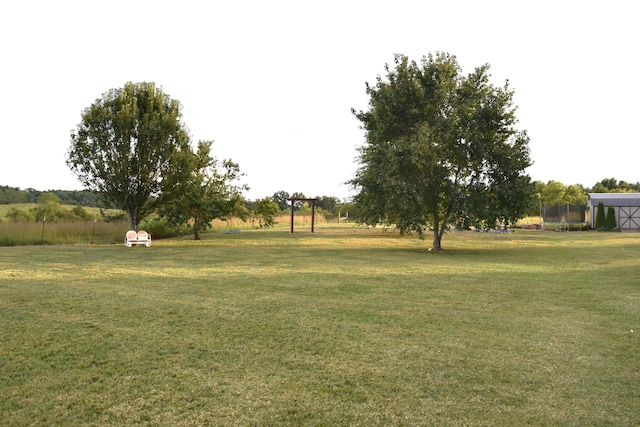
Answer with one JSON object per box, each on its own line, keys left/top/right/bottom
{"left": 207, "top": 214, "right": 326, "bottom": 233}
{"left": 0, "top": 220, "right": 127, "bottom": 246}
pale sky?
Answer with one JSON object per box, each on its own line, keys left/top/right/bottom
{"left": 1, "top": 0, "right": 638, "bottom": 200}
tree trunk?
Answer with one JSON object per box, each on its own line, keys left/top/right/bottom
{"left": 193, "top": 217, "right": 201, "bottom": 240}
{"left": 129, "top": 215, "right": 137, "bottom": 231}
{"left": 431, "top": 212, "right": 444, "bottom": 251}
{"left": 432, "top": 228, "right": 443, "bottom": 251}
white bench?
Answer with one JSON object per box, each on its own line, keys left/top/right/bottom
{"left": 125, "top": 230, "right": 151, "bottom": 247}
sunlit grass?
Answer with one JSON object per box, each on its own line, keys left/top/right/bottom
{"left": 1, "top": 226, "right": 639, "bottom": 425}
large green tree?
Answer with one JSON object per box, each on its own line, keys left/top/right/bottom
{"left": 159, "top": 140, "right": 248, "bottom": 240}
{"left": 67, "top": 82, "right": 191, "bottom": 230}
{"left": 350, "top": 53, "right": 533, "bottom": 250}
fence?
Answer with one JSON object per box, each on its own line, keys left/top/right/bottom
{"left": 541, "top": 204, "right": 589, "bottom": 231}
{"left": 542, "top": 204, "right": 586, "bottom": 223}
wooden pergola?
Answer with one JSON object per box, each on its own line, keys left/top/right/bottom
{"left": 288, "top": 198, "right": 318, "bottom": 233}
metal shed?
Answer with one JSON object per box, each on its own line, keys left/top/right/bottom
{"left": 588, "top": 193, "right": 640, "bottom": 231}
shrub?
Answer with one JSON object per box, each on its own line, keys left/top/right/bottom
{"left": 6, "top": 207, "right": 35, "bottom": 222}
{"left": 595, "top": 202, "right": 606, "bottom": 230}
{"left": 605, "top": 206, "right": 618, "bottom": 231}
{"left": 69, "top": 206, "right": 93, "bottom": 221}
{"left": 138, "top": 217, "right": 186, "bottom": 239}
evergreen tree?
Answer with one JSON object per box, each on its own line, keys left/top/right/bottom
{"left": 605, "top": 206, "right": 617, "bottom": 231}
{"left": 595, "top": 202, "right": 606, "bottom": 230}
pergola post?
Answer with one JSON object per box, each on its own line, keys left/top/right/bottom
{"left": 288, "top": 197, "right": 319, "bottom": 233}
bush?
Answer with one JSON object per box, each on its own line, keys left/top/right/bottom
{"left": 6, "top": 207, "right": 35, "bottom": 222}
{"left": 541, "top": 222, "right": 590, "bottom": 232}
{"left": 138, "top": 217, "right": 186, "bottom": 239}
{"left": 595, "top": 202, "right": 606, "bottom": 230}
{"left": 605, "top": 207, "right": 618, "bottom": 231}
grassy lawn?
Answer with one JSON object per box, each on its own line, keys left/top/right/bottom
{"left": 1, "top": 226, "right": 638, "bottom": 426}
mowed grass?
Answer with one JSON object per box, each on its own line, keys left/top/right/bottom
{"left": 1, "top": 226, "right": 638, "bottom": 426}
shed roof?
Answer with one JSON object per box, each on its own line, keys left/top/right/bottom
{"left": 588, "top": 193, "right": 640, "bottom": 207}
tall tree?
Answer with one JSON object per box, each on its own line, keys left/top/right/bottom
{"left": 564, "top": 184, "right": 588, "bottom": 205}
{"left": 541, "top": 181, "right": 567, "bottom": 206}
{"left": 350, "top": 53, "right": 533, "bottom": 250}
{"left": 67, "top": 82, "right": 191, "bottom": 230}
{"left": 271, "top": 191, "right": 291, "bottom": 211}
{"left": 315, "top": 196, "right": 339, "bottom": 213}
{"left": 159, "top": 140, "right": 248, "bottom": 240}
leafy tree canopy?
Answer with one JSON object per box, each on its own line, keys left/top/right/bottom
{"left": 535, "top": 181, "right": 588, "bottom": 206}
{"left": 271, "top": 191, "right": 291, "bottom": 211}
{"left": 590, "top": 178, "right": 640, "bottom": 193}
{"left": 248, "top": 197, "right": 280, "bottom": 228}
{"left": 67, "top": 82, "right": 191, "bottom": 230}
{"left": 159, "top": 140, "right": 248, "bottom": 240}
{"left": 350, "top": 53, "right": 534, "bottom": 250}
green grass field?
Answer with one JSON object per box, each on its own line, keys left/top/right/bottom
{"left": 1, "top": 226, "right": 638, "bottom": 426}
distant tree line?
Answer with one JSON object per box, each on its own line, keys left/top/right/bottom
{"left": 0, "top": 186, "right": 105, "bottom": 207}
{"left": 269, "top": 191, "right": 349, "bottom": 214}
{"left": 3, "top": 178, "right": 637, "bottom": 213}
{"left": 529, "top": 178, "right": 640, "bottom": 216}
{"left": 4, "top": 193, "right": 95, "bottom": 223}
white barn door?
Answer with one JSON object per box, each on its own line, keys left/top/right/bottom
{"left": 618, "top": 206, "right": 640, "bottom": 230}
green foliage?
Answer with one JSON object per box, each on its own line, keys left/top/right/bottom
{"left": 4, "top": 196, "right": 97, "bottom": 223}
{"left": 0, "top": 185, "right": 29, "bottom": 204}
{"left": 6, "top": 206, "right": 35, "bottom": 222}
{"left": 591, "top": 178, "right": 640, "bottom": 193}
{"left": 605, "top": 206, "right": 618, "bottom": 231}
{"left": 29, "top": 193, "right": 63, "bottom": 221}
{"left": 351, "top": 53, "right": 533, "bottom": 250}
{"left": 535, "top": 181, "right": 588, "bottom": 206}
{"left": 159, "top": 140, "right": 248, "bottom": 240}
{"left": 271, "top": 190, "right": 291, "bottom": 211}
{"left": 99, "top": 208, "right": 128, "bottom": 223}
{"left": 67, "top": 82, "right": 191, "bottom": 230}
{"left": 290, "top": 192, "right": 307, "bottom": 210}
{"left": 138, "top": 217, "right": 186, "bottom": 239}
{"left": 250, "top": 197, "right": 280, "bottom": 228}
{"left": 0, "top": 186, "right": 106, "bottom": 208}
{"left": 541, "top": 181, "right": 566, "bottom": 206}
{"left": 315, "top": 195, "right": 340, "bottom": 214}
{"left": 564, "top": 184, "right": 588, "bottom": 205}
{"left": 595, "top": 202, "right": 606, "bottom": 230}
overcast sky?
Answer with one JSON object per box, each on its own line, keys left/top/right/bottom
{"left": 1, "top": 0, "right": 638, "bottom": 200}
